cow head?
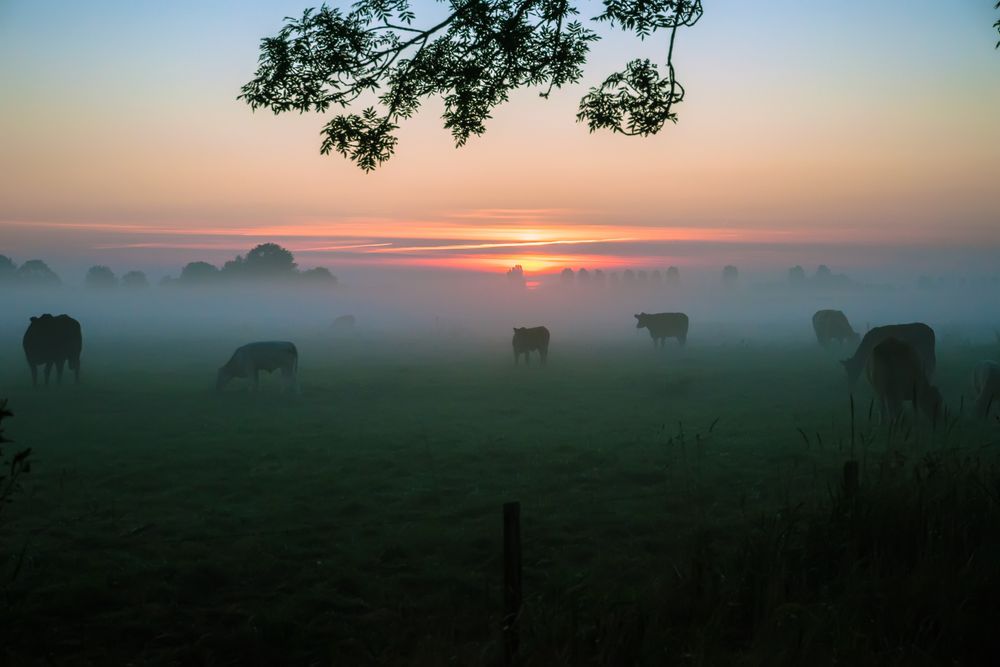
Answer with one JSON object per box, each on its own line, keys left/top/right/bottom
{"left": 634, "top": 313, "right": 647, "bottom": 329}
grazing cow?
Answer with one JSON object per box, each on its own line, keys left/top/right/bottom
{"left": 973, "top": 360, "right": 1000, "bottom": 418}
{"left": 841, "top": 322, "right": 936, "bottom": 391}
{"left": 866, "top": 337, "right": 943, "bottom": 424}
{"left": 512, "top": 326, "right": 550, "bottom": 365}
{"left": 812, "top": 309, "right": 859, "bottom": 347}
{"left": 217, "top": 341, "right": 299, "bottom": 392}
{"left": 634, "top": 312, "right": 689, "bottom": 348}
{"left": 332, "top": 314, "right": 356, "bottom": 330}
{"left": 23, "top": 314, "right": 82, "bottom": 387}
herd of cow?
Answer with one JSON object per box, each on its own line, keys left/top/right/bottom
{"left": 16, "top": 309, "right": 1000, "bottom": 422}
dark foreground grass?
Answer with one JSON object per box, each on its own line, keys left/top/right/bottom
{"left": 1, "top": 335, "right": 998, "bottom": 665}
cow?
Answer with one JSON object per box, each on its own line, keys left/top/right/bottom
{"left": 332, "top": 314, "right": 356, "bottom": 330}
{"left": 812, "top": 309, "right": 859, "bottom": 347}
{"left": 634, "top": 312, "right": 689, "bottom": 348}
{"left": 866, "top": 337, "right": 943, "bottom": 424}
{"left": 973, "top": 360, "right": 1000, "bottom": 418}
{"left": 23, "top": 314, "right": 82, "bottom": 387}
{"left": 841, "top": 322, "right": 936, "bottom": 392}
{"left": 512, "top": 326, "right": 550, "bottom": 365}
{"left": 217, "top": 341, "right": 299, "bottom": 392}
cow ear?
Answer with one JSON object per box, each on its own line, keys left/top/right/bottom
{"left": 30, "top": 316, "right": 38, "bottom": 322}
{"left": 634, "top": 314, "right": 640, "bottom": 319}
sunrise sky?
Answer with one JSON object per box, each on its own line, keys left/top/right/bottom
{"left": 1, "top": 0, "right": 998, "bottom": 278}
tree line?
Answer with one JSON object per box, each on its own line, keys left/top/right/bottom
{"left": 0, "top": 244, "right": 337, "bottom": 289}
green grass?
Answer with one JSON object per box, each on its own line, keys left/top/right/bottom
{"left": 1, "top": 335, "right": 998, "bottom": 665}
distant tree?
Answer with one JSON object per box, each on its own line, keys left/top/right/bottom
{"left": 121, "top": 270, "right": 149, "bottom": 288}
{"left": 0, "top": 255, "right": 16, "bottom": 281}
{"left": 245, "top": 243, "right": 297, "bottom": 277}
{"left": 179, "top": 261, "right": 221, "bottom": 285}
{"left": 623, "top": 269, "right": 636, "bottom": 285}
{"left": 651, "top": 269, "right": 663, "bottom": 285}
{"left": 788, "top": 265, "right": 806, "bottom": 285}
{"left": 560, "top": 267, "right": 575, "bottom": 282}
{"left": 814, "top": 264, "right": 832, "bottom": 286}
{"left": 637, "top": 269, "right": 648, "bottom": 283}
{"left": 506, "top": 264, "right": 525, "bottom": 282}
{"left": 221, "top": 255, "right": 246, "bottom": 279}
{"left": 299, "top": 266, "right": 338, "bottom": 283}
{"left": 593, "top": 269, "right": 606, "bottom": 284}
{"left": 16, "top": 259, "right": 60, "bottom": 286}
{"left": 609, "top": 271, "right": 620, "bottom": 286}
{"left": 85, "top": 265, "right": 118, "bottom": 288}
{"left": 722, "top": 265, "right": 739, "bottom": 287}
{"left": 666, "top": 266, "right": 680, "bottom": 285}
{"left": 577, "top": 267, "right": 590, "bottom": 283}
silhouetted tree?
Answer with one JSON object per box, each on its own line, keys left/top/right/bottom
{"left": 16, "top": 260, "right": 60, "bottom": 286}
{"left": 651, "top": 269, "right": 663, "bottom": 285}
{"left": 85, "top": 265, "right": 118, "bottom": 288}
{"left": 609, "top": 271, "right": 620, "bottom": 286}
{"left": 722, "top": 265, "right": 738, "bottom": 287}
{"left": 121, "top": 270, "right": 149, "bottom": 288}
{"left": 506, "top": 265, "right": 525, "bottom": 282}
{"left": 179, "top": 261, "right": 221, "bottom": 285}
{"left": 241, "top": 2, "right": 705, "bottom": 170}
{"left": 666, "top": 266, "right": 680, "bottom": 285}
{"left": 560, "top": 267, "right": 575, "bottom": 282}
{"left": 0, "top": 255, "right": 16, "bottom": 281}
{"left": 577, "top": 267, "right": 590, "bottom": 283}
{"left": 243, "top": 4, "right": 1000, "bottom": 171}
{"left": 637, "top": 269, "right": 648, "bottom": 283}
{"left": 788, "top": 265, "right": 806, "bottom": 285}
{"left": 299, "top": 266, "right": 337, "bottom": 283}
{"left": 245, "top": 243, "right": 297, "bottom": 278}
{"left": 593, "top": 269, "right": 606, "bottom": 284}
{"left": 623, "top": 269, "right": 636, "bottom": 285}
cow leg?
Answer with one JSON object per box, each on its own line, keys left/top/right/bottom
{"left": 29, "top": 363, "right": 38, "bottom": 387}
{"left": 44, "top": 362, "right": 53, "bottom": 386}
{"left": 513, "top": 350, "right": 519, "bottom": 365}
{"left": 55, "top": 360, "right": 65, "bottom": 385}
{"left": 540, "top": 348, "right": 548, "bottom": 366}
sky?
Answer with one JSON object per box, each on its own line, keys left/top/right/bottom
{"left": 0, "top": 0, "right": 998, "bottom": 279}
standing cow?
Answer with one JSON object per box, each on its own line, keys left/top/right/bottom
{"left": 217, "top": 341, "right": 299, "bottom": 392}
{"left": 841, "top": 322, "right": 936, "bottom": 392}
{"left": 973, "top": 360, "right": 1000, "bottom": 418}
{"left": 512, "top": 326, "right": 550, "bottom": 365}
{"left": 812, "top": 309, "right": 859, "bottom": 347}
{"left": 634, "top": 312, "right": 689, "bottom": 348}
{"left": 23, "top": 314, "right": 83, "bottom": 387}
{"left": 866, "top": 337, "right": 943, "bottom": 423}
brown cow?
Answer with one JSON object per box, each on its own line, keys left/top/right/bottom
{"left": 512, "top": 326, "right": 550, "bottom": 365}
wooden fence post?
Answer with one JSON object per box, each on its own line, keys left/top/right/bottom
{"left": 503, "top": 501, "right": 522, "bottom": 666}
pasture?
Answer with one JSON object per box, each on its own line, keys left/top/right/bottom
{"left": 2, "top": 329, "right": 999, "bottom": 665}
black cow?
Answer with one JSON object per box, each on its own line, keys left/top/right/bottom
{"left": 634, "top": 312, "right": 689, "bottom": 348}
{"left": 23, "top": 314, "right": 83, "bottom": 386}
{"left": 512, "top": 326, "right": 550, "bottom": 365}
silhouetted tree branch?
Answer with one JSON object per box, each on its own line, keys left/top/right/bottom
{"left": 240, "top": 0, "right": 702, "bottom": 170}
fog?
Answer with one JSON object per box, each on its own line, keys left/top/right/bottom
{"left": 2, "top": 265, "right": 998, "bottom": 372}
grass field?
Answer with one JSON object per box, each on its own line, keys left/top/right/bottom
{"left": 2, "top": 331, "right": 999, "bottom": 665}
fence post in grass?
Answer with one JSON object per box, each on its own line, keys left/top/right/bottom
{"left": 503, "top": 501, "right": 522, "bottom": 666}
